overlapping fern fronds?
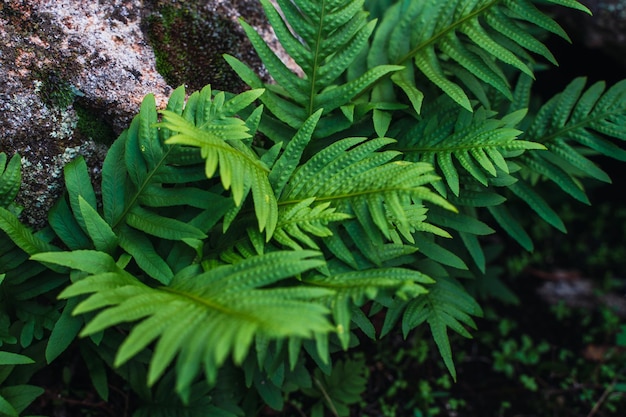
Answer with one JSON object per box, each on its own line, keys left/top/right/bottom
{"left": 34, "top": 249, "right": 334, "bottom": 401}
{"left": 486, "top": 77, "right": 626, "bottom": 248}
{"left": 365, "top": 0, "right": 590, "bottom": 112}
{"left": 2, "top": 0, "right": 625, "bottom": 415}
{"left": 225, "top": 0, "right": 403, "bottom": 139}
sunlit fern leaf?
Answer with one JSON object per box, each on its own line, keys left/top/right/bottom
{"left": 399, "top": 101, "right": 544, "bottom": 196}
{"left": 281, "top": 136, "right": 453, "bottom": 246}
{"left": 35, "top": 250, "right": 335, "bottom": 400}
{"left": 271, "top": 198, "right": 351, "bottom": 250}
{"left": 0, "top": 153, "right": 21, "bottom": 209}
{"left": 366, "top": 0, "right": 590, "bottom": 111}
{"left": 305, "top": 268, "right": 433, "bottom": 349}
{"left": 401, "top": 276, "right": 482, "bottom": 380}
{"left": 226, "top": 0, "right": 403, "bottom": 137}
{"left": 158, "top": 93, "right": 278, "bottom": 238}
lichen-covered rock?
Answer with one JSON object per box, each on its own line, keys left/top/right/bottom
{"left": 0, "top": 0, "right": 282, "bottom": 229}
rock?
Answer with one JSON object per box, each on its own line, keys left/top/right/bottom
{"left": 551, "top": 0, "right": 626, "bottom": 68}
{"left": 0, "top": 0, "right": 284, "bottom": 229}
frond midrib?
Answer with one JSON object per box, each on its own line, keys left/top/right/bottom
{"left": 112, "top": 146, "right": 175, "bottom": 230}
{"left": 530, "top": 110, "right": 619, "bottom": 145}
{"left": 394, "top": 0, "right": 501, "bottom": 66}
{"left": 280, "top": 185, "right": 429, "bottom": 206}
{"left": 160, "top": 286, "right": 267, "bottom": 325}
{"left": 308, "top": 0, "right": 327, "bottom": 115}
{"left": 398, "top": 142, "right": 510, "bottom": 153}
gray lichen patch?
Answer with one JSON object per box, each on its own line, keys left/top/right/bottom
{"left": 0, "top": 0, "right": 170, "bottom": 229}
{"left": 18, "top": 142, "right": 109, "bottom": 228}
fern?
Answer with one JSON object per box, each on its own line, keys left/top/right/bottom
{"left": 0, "top": 154, "right": 20, "bottom": 211}
{"left": 225, "top": 0, "right": 403, "bottom": 138}
{"left": 35, "top": 249, "right": 333, "bottom": 401}
{"left": 158, "top": 87, "right": 279, "bottom": 237}
{"left": 1, "top": 0, "right": 625, "bottom": 415}
{"left": 302, "top": 357, "right": 369, "bottom": 417}
{"left": 365, "top": 0, "right": 590, "bottom": 112}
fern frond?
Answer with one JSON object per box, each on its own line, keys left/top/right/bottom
{"left": 305, "top": 268, "right": 433, "bottom": 349}
{"left": 399, "top": 101, "right": 543, "bottom": 197}
{"left": 0, "top": 153, "right": 21, "bottom": 210}
{"left": 367, "top": 0, "right": 590, "bottom": 111}
{"left": 520, "top": 78, "right": 626, "bottom": 195}
{"left": 271, "top": 198, "right": 351, "bottom": 250}
{"left": 400, "top": 276, "right": 482, "bottom": 380}
{"left": 301, "top": 357, "right": 368, "bottom": 417}
{"left": 37, "top": 250, "right": 335, "bottom": 400}
{"left": 159, "top": 88, "right": 278, "bottom": 237}
{"left": 226, "top": 0, "right": 403, "bottom": 136}
{"left": 281, "top": 136, "right": 453, "bottom": 247}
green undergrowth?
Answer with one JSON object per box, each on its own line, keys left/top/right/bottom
{"left": 1, "top": 1, "right": 626, "bottom": 416}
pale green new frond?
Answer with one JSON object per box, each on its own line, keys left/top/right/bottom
{"left": 273, "top": 198, "right": 351, "bottom": 250}
{"left": 281, "top": 136, "right": 452, "bottom": 245}
{"left": 159, "top": 99, "right": 278, "bottom": 237}
{"left": 366, "top": 0, "right": 588, "bottom": 110}
{"left": 401, "top": 276, "right": 482, "bottom": 380}
{"left": 38, "top": 250, "right": 335, "bottom": 399}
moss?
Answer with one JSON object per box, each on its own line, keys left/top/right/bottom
{"left": 35, "top": 69, "right": 76, "bottom": 108}
{"left": 143, "top": 2, "right": 254, "bottom": 93}
{"left": 74, "top": 101, "right": 117, "bottom": 146}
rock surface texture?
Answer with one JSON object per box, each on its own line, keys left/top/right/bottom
{"left": 0, "top": 0, "right": 282, "bottom": 228}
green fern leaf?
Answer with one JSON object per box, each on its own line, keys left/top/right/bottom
{"left": 400, "top": 103, "right": 542, "bottom": 197}
{"left": 101, "top": 133, "right": 128, "bottom": 226}
{"left": 0, "top": 153, "right": 21, "bottom": 209}
{"left": 229, "top": 0, "right": 402, "bottom": 138}
{"left": 0, "top": 385, "right": 44, "bottom": 417}
{"left": 272, "top": 198, "right": 351, "bottom": 251}
{"left": 160, "top": 107, "right": 278, "bottom": 237}
{"left": 126, "top": 206, "right": 206, "bottom": 241}
{"left": 64, "top": 156, "right": 98, "bottom": 236}
{"left": 518, "top": 78, "right": 626, "bottom": 203}
{"left": 302, "top": 357, "right": 368, "bottom": 417}
{"left": 269, "top": 110, "right": 323, "bottom": 198}
{"left": 0, "top": 208, "right": 59, "bottom": 256}
{"left": 402, "top": 277, "right": 482, "bottom": 380}
{"left": 306, "top": 268, "right": 433, "bottom": 349}
{"left": 282, "top": 136, "right": 452, "bottom": 246}
{"left": 46, "top": 250, "right": 334, "bottom": 397}
{"left": 118, "top": 225, "right": 173, "bottom": 285}
{"left": 366, "top": 0, "right": 588, "bottom": 110}
{"left": 78, "top": 196, "right": 118, "bottom": 253}
{"left": 48, "top": 197, "right": 91, "bottom": 250}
